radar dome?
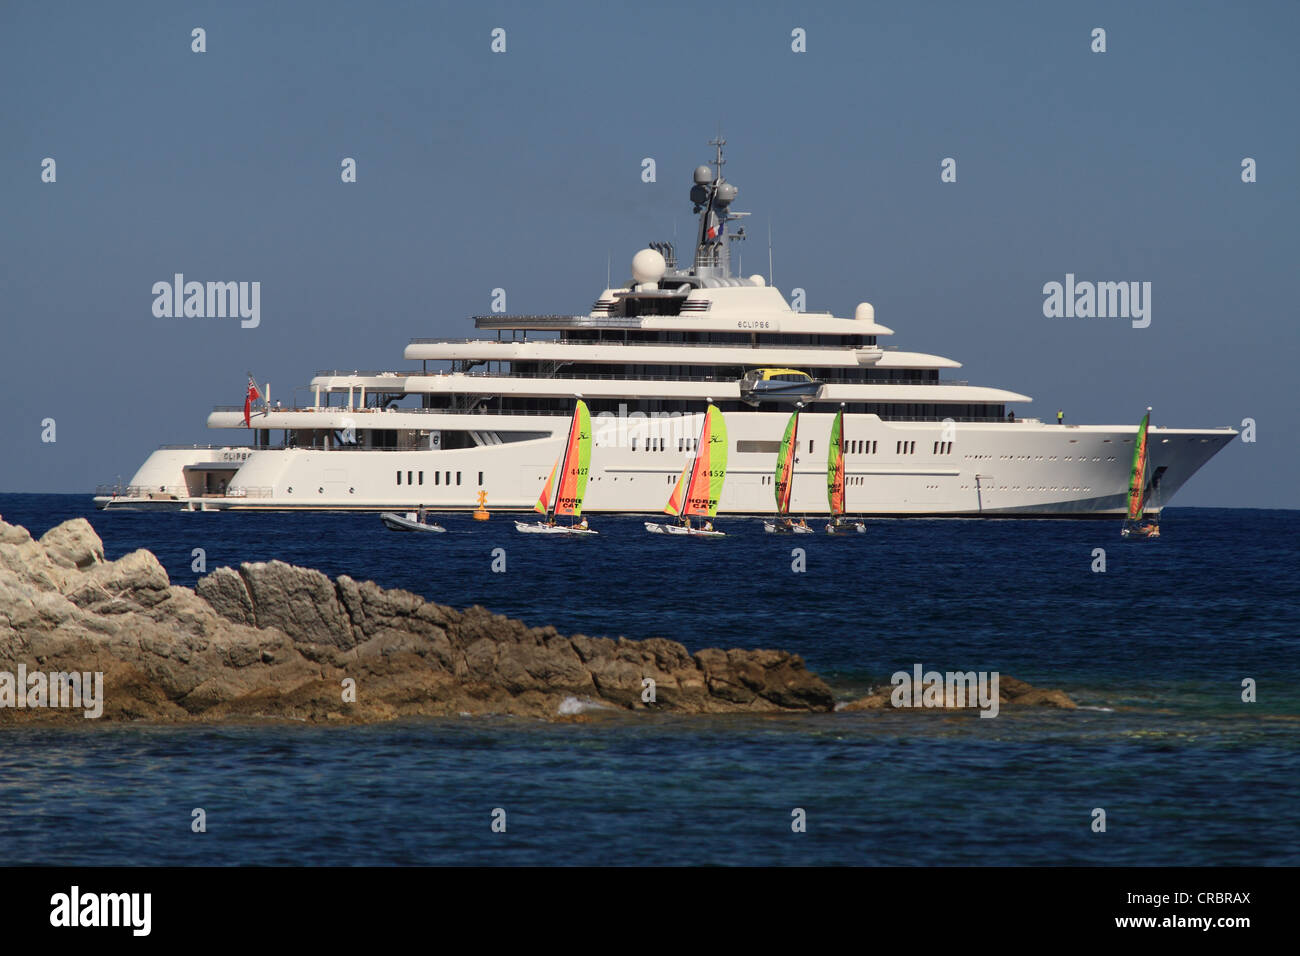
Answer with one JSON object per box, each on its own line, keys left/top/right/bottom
{"left": 715, "top": 182, "right": 738, "bottom": 205}
{"left": 749, "top": 274, "right": 766, "bottom": 287}
{"left": 693, "top": 165, "right": 715, "bottom": 184}
{"left": 855, "top": 302, "right": 875, "bottom": 322}
{"left": 631, "top": 248, "right": 667, "bottom": 285}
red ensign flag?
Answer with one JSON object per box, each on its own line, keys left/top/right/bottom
{"left": 243, "top": 375, "right": 260, "bottom": 427}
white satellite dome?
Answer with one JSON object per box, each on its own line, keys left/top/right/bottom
{"left": 631, "top": 248, "right": 667, "bottom": 285}
{"left": 749, "top": 274, "right": 766, "bottom": 287}
{"left": 854, "top": 302, "right": 875, "bottom": 322}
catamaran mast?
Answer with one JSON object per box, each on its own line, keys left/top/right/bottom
{"left": 549, "top": 403, "right": 581, "bottom": 518}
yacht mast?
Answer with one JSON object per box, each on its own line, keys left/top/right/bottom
{"left": 689, "top": 137, "right": 747, "bottom": 280}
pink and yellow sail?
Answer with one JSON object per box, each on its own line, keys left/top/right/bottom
{"left": 664, "top": 463, "right": 690, "bottom": 517}
{"left": 774, "top": 410, "right": 799, "bottom": 515}
{"left": 533, "top": 461, "right": 557, "bottom": 514}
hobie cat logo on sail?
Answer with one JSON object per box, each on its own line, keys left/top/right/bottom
{"left": 1042, "top": 274, "right": 1151, "bottom": 328}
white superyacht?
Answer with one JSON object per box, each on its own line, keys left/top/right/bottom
{"left": 96, "top": 141, "right": 1235, "bottom": 517}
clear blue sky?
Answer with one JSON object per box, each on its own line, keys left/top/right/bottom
{"left": 2, "top": 0, "right": 1296, "bottom": 506}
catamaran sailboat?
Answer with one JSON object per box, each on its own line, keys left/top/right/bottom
{"left": 1121, "top": 407, "right": 1161, "bottom": 539}
{"left": 516, "top": 400, "right": 597, "bottom": 534}
{"left": 645, "top": 404, "right": 728, "bottom": 536}
{"left": 764, "top": 408, "right": 814, "bottom": 533}
{"left": 826, "top": 407, "right": 866, "bottom": 533}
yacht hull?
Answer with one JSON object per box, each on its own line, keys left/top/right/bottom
{"left": 96, "top": 413, "right": 1235, "bottom": 517}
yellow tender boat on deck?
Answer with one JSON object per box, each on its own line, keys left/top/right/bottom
{"left": 739, "top": 368, "right": 822, "bottom": 405}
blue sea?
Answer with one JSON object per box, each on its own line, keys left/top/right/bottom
{"left": 0, "top": 495, "right": 1296, "bottom": 866}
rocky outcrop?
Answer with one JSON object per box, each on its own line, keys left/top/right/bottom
{"left": 838, "top": 673, "right": 1077, "bottom": 712}
{"left": 0, "top": 517, "right": 1075, "bottom": 725}
{"left": 0, "top": 517, "right": 834, "bottom": 723}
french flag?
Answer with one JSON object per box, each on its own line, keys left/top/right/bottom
{"left": 243, "top": 374, "right": 260, "bottom": 428}
{"left": 706, "top": 214, "right": 723, "bottom": 240}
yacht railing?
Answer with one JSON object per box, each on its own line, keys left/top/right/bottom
{"left": 216, "top": 380, "right": 974, "bottom": 415}
{"left": 287, "top": 371, "right": 967, "bottom": 390}
{"left": 157, "top": 443, "right": 255, "bottom": 450}
{"left": 472, "top": 315, "right": 643, "bottom": 329}
{"left": 408, "top": 337, "right": 880, "bottom": 350}
{"left": 227, "top": 486, "right": 274, "bottom": 498}
{"left": 95, "top": 484, "right": 189, "bottom": 498}
{"left": 312, "top": 370, "right": 407, "bottom": 377}
{"left": 212, "top": 407, "right": 1011, "bottom": 423}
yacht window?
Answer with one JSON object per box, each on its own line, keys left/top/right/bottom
{"left": 478, "top": 471, "right": 484, "bottom": 486}
{"left": 396, "top": 471, "right": 402, "bottom": 485}
{"left": 407, "top": 470, "right": 413, "bottom": 484}
{"left": 456, "top": 472, "right": 462, "bottom": 486}
{"left": 435, "top": 472, "right": 440, "bottom": 485}
{"left": 418, "top": 471, "right": 424, "bottom": 485}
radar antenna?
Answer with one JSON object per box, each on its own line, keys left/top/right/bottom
{"left": 688, "top": 137, "right": 749, "bottom": 279}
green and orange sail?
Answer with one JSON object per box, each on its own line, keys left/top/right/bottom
{"left": 774, "top": 410, "right": 799, "bottom": 514}
{"left": 536, "top": 400, "right": 592, "bottom": 517}
{"left": 1126, "top": 408, "right": 1151, "bottom": 520}
{"left": 827, "top": 408, "right": 845, "bottom": 516}
{"left": 665, "top": 404, "right": 728, "bottom": 518}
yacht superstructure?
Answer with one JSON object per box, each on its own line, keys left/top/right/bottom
{"left": 95, "top": 141, "right": 1236, "bottom": 516}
